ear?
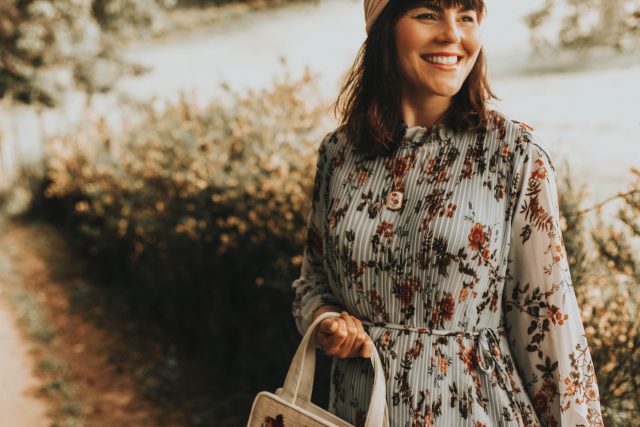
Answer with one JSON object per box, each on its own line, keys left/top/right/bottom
{"left": 477, "top": 9, "right": 486, "bottom": 24}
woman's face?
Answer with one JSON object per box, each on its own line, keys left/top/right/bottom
{"left": 394, "top": 3, "right": 483, "bottom": 99}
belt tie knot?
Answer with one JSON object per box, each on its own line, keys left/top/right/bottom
{"left": 476, "top": 327, "right": 501, "bottom": 374}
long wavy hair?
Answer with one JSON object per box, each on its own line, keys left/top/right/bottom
{"left": 332, "top": 0, "right": 497, "bottom": 157}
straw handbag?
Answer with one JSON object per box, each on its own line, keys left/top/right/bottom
{"left": 247, "top": 311, "right": 390, "bottom": 427}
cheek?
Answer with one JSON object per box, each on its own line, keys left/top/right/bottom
{"left": 463, "top": 29, "right": 483, "bottom": 56}
{"left": 395, "top": 22, "right": 422, "bottom": 57}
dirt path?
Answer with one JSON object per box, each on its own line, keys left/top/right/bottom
{"left": 0, "top": 216, "right": 210, "bottom": 426}
{"left": 0, "top": 254, "right": 50, "bottom": 426}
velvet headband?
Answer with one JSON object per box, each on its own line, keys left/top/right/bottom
{"left": 364, "top": 0, "right": 389, "bottom": 35}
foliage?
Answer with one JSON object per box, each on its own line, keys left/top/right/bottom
{"left": 0, "top": 0, "right": 319, "bottom": 107}
{"left": 557, "top": 165, "right": 640, "bottom": 426}
{"left": 0, "top": 0, "right": 164, "bottom": 106}
{"left": 525, "top": 0, "right": 640, "bottom": 53}
{"left": 35, "top": 69, "right": 331, "bottom": 413}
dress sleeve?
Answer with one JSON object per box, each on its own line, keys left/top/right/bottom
{"left": 291, "top": 132, "right": 345, "bottom": 337}
{"left": 503, "top": 136, "right": 604, "bottom": 427}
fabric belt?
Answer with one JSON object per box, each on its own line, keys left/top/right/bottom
{"left": 359, "top": 319, "right": 510, "bottom": 381}
{"left": 359, "top": 319, "right": 518, "bottom": 413}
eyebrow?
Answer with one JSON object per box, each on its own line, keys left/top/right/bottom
{"left": 416, "top": 2, "right": 476, "bottom": 13}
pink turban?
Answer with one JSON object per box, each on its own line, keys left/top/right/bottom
{"left": 364, "top": 0, "right": 390, "bottom": 35}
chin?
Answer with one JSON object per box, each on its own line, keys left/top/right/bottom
{"left": 425, "top": 85, "right": 462, "bottom": 97}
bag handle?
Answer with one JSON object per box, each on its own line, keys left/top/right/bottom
{"left": 280, "top": 311, "right": 390, "bottom": 427}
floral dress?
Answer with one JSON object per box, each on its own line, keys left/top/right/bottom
{"left": 291, "top": 111, "right": 603, "bottom": 427}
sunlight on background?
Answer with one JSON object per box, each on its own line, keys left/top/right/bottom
{"left": 0, "top": 1, "right": 638, "bottom": 425}
{"left": 6, "top": 0, "right": 634, "bottom": 212}
{"left": 114, "top": 0, "right": 638, "bottom": 212}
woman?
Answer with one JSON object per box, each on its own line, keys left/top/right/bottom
{"left": 291, "top": 0, "right": 603, "bottom": 426}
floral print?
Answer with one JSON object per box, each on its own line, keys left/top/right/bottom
{"left": 291, "top": 111, "right": 603, "bottom": 426}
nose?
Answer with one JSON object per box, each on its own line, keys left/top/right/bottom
{"left": 435, "top": 17, "right": 462, "bottom": 44}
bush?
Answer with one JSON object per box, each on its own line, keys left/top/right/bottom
{"left": 557, "top": 164, "right": 640, "bottom": 426}
{"left": 37, "top": 68, "right": 331, "bottom": 406}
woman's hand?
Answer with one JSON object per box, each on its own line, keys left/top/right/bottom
{"left": 314, "top": 309, "right": 374, "bottom": 359}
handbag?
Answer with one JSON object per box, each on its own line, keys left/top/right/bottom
{"left": 247, "top": 311, "right": 390, "bottom": 427}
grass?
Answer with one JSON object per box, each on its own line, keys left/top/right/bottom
{"left": 0, "top": 241, "right": 89, "bottom": 426}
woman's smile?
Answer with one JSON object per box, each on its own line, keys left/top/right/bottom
{"left": 421, "top": 52, "right": 464, "bottom": 70}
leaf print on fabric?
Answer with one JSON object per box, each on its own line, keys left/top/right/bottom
{"left": 393, "top": 336, "right": 425, "bottom": 408}
{"left": 504, "top": 136, "right": 603, "bottom": 427}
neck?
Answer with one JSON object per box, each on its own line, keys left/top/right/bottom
{"left": 400, "top": 87, "right": 452, "bottom": 128}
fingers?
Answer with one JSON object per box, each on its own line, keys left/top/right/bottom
{"left": 316, "top": 316, "right": 347, "bottom": 355}
{"left": 352, "top": 317, "right": 373, "bottom": 358}
{"left": 337, "top": 311, "right": 357, "bottom": 359}
{"left": 315, "top": 311, "right": 375, "bottom": 360}
{"left": 318, "top": 318, "right": 339, "bottom": 335}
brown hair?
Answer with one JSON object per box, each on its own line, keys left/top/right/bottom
{"left": 332, "top": 0, "right": 497, "bottom": 157}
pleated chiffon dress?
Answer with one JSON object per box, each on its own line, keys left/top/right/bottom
{"left": 291, "top": 111, "right": 603, "bottom": 427}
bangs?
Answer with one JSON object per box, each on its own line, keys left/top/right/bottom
{"left": 397, "top": 0, "right": 486, "bottom": 15}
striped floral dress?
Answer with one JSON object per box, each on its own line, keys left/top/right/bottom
{"left": 291, "top": 111, "right": 603, "bottom": 427}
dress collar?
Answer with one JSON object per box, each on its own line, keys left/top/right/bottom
{"left": 401, "top": 122, "right": 454, "bottom": 145}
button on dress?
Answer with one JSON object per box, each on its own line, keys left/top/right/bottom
{"left": 291, "top": 111, "right": 603, "bottom": 427}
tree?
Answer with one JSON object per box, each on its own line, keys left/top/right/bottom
{"left": 0, "top": 0, "right": 163, "bottom": 106}
{"left": 525, "top": 0, "right": 640, "bottom": 53}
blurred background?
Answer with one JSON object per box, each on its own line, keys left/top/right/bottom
{"left": 0, "top": 0, "right": 638, "bottom": 425}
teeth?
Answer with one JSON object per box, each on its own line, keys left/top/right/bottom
{"left": 424, "top": 55, "right": 459, "bottom": 65}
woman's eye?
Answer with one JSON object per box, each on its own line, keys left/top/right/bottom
{"left": 461, "top": 15, "right": 476, "bottom": 22}
{"left": 416, "top": 13, "right": 437, "bottom": 20}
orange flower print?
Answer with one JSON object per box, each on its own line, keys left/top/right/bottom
{"left": 439, "top": 356, "right": 449, "bottom": 375}
{"left": 377, "top": 220, "right": 394, "bottom": 238}
{"left": 438, "top": 203, "right": 458, "bottom": 218}
{"left": 468, "top": 223, "right": 486, "bottom": 251}
{"left": 501, "top": 143, "right": 510, "bottom": 158}
{"left": 532, "top": 158, "right": 548, "bottom": 180}
{"left": 443, "top": 202, "right": 457, "bottom": 218}
{"left": 547, "top": 305, "right": 569, "bottom": 326}
{"left": 441, "top": 293, "right": 456, "bottom": 321}
{"left": 459, "top": 287, "right": 469, "bottom": 302}
{"left": 585, "top": 387, "right": 599, "bottom": 402}
{"left": 481, "top": 247, "right": 490, "bottom": 260}
{"left": 357, "top": 170, "right": 369, "bottom": 185}
{"left": 424, "top": 157, "right": 436, "bottom": 174}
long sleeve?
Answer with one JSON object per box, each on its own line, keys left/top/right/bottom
{"left": 503, "top": 136, "right": 603, "bottom": 427}
{"left": 291, "top": 132, "right": 345, "bottom": 337}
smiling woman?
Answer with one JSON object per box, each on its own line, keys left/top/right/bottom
{"left": 394, "top": 3, "right": 483, "bottom": 127}
{"left": 334, "top": 0, "right": 496, "bottom": 158}
{"left": 291, "top": 0, "right": 604, "bottom": 426}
